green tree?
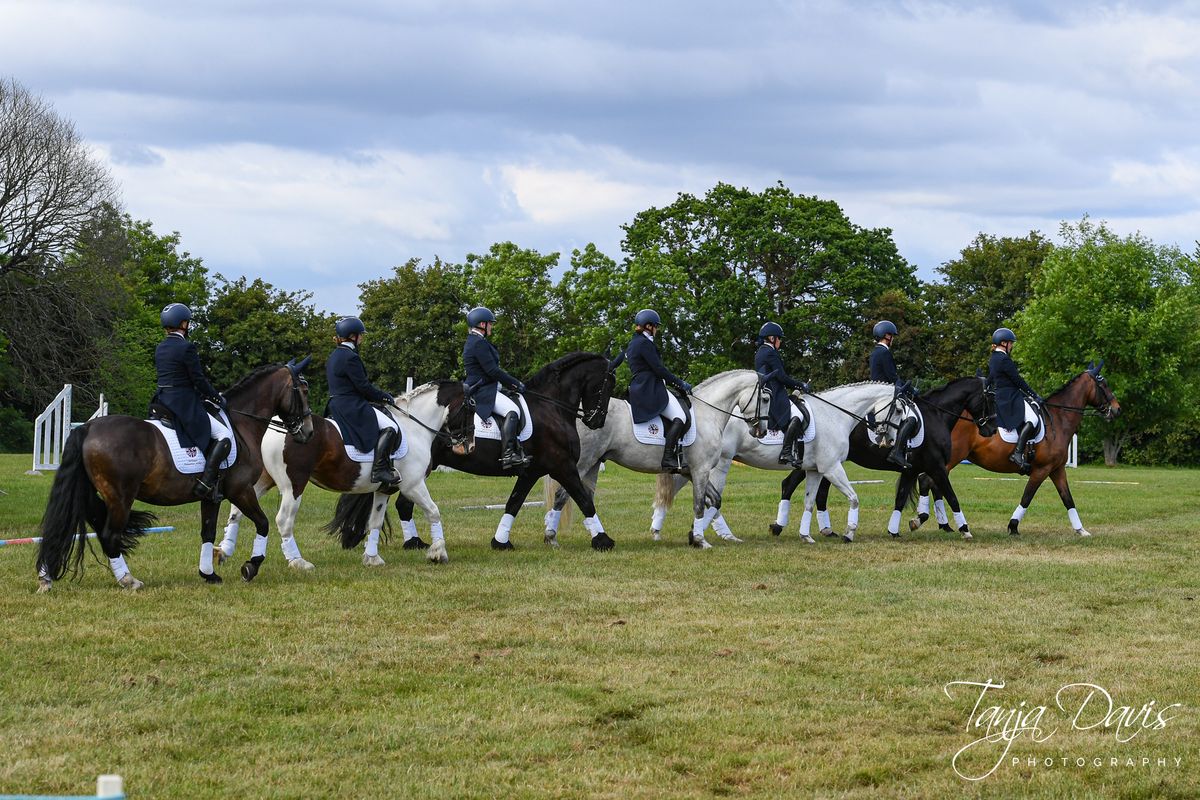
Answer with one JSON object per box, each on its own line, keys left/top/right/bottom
{"left": 1015, "top": 218, "right": 1200, "bottom": 465}
{"left": 358, "top": 257, "right": 467, "bottom": 391}
{"left": 843, "top": 288, "right": 934, "bottom": 385}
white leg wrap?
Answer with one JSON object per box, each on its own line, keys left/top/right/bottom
{"left": 220, "top": 520, "right": 240, "bottom": 555}
{"left": 816, "top": 509, "right": 831, "bottom": 531}
{"left": 109, "top": 556, "right": 130, "bottom": 581}
{"left": 888, "top": 510, "right": 902, "bottom": 535}
{"left": 776, "top": 499, "right": 790, "bottom": 526}
{"left": 364, "top": 529, "right": 381, "bottom": 558}
{"left": 934, "top": 499, "right": 948, "bottom": 525}
{"left": 430, "top": 519, "right": 445, "bottom": 542}
{"left": 281, "top": 535, "right": 302, "bottom": 561}
{"left": 690, "top": 515, "right": 708, "bottom": 542}
{"left": 799, "top": 507, "right": 813, "bottom": 537}
{"left": 712, "top": 514, "right": 733, "bottom": 539}
{"left": 494, "top": 513, "right": 515, "bottom": 544}
{"left": 1068, "top": 508, "right": 1082, "bottom": 530}
{"left": 1012, "top": 504, "right": 1028, "bottom": 522}
{"left": 544, "top": 508, "right": 562, "bottom": 533}
{"left": 847, "top": 506, "right": 859, "bottom": 530}
{"left": 953, "top": 510, "right": 967, "bottom": 529}
{"left": 701, "top": 506, "right": 718, "bottom": 530}
{"left": 651, "top": 506, "right": 667, "bottom": 531}
{"left": 401, "top": 518, "right": 419, "bottom": 542}
{"left": 583, "top": 515, "right": 605, "bottom": 538}
{"left": 917, "top": 495, "right": 930, "bottom": 515}
{"left": 199, "top": 542, "right": 214, "bottom": 574}
{"left": 252, "top": 534, "right": 268, "bottom": 559}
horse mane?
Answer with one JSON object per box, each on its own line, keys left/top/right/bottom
{"left": 692, "top": 369, "right": 758, "bottom": 392}
{"left": 920, "top": 376, "right": 978, "bottom": 397}
{"left": 527, "top": 351, "right": 603, "bottom": 389}
{"left": 819, "top": 379, "right": 895, "bottom": 393}
{"left": 1046, "top": 371, "right": 1087, "bottom": 399}
{"left": 223, "top": 362, "right": 285, "bottom": 399}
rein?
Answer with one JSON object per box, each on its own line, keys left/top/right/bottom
{"left": 384, "top": 398, "right": 472, "bottom": 445}
{"left": 688, "top": 385, "right": 770, "bottom": 425}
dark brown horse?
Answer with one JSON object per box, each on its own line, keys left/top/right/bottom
{"left": 912, "top": 362, "right": 1120, "bottom": 537}
{"left": 36, "top": 359, "right": 314, "bottom": 591}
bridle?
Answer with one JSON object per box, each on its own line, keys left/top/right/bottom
{"left": 230, "top": 362, "right": 312, "bottom": 437}
{"left": 1042, "top": 372, "right": 1116, "bottom": 419}
{"left": 688, "top": 378, "right": 772, "bottom": 428}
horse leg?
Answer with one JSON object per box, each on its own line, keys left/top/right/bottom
{"left": 796, "top": 470, "right": 819, "bottom": 544}
{"left": 546, "top": 462, "right": 600, "bottom": 545}
{"left": 552, "top": 465, "right": 614, "bottom": 551}
{"left": 821, "top": 465, "right": 860, "bottom": 543}
{"left": 198, "top": 499, "right": 223, "bottom": 584}
{"left": 910, "top": 472, "right": 933, "bottom": 531}
{"left": 219, "top": 473, "right": 273, "bottom": 564}
{"left": 362, "top": 490, "right": 391, "bottom": 566}
{"left": 887, "top": 473, "right": 915, "bottom": 539}
{"left": 770, "top": 468, "right": 805, "bottom": 536}
{"left": 400, "top": 479, "right": 449, "bottom": 563}
{"left": 930, "top": 469, "right": 971, "bottom": 540}
{"left": 1007, "top": 467, "right": 1050, "bottom": 536}
{"left": 274, "top": 486, "right": 313, "bottom": 572}
{"left": 686, "top": 469, "right": 719, "bottom": 550}
{"left": 704, "top": 453, "right": 740, "bottom": 543}
{"left": 1048, "top": 465, "right": 1090, "bottom": 537}
{"left": 491, "top": 472, "right": 540, "bottom": 551}
{"left": 224, "top": 488, "right": 275, "bottom": 582}
{"left": 100, "top": 495, "right": 145, "bottom": 591}
{"left": 651, "top": 472, "right": 688, "bottom": 541}
{"left": 816, "top": 476, "right": 837, "bottom": 537}
{"left": 393, "top": 492, "right": 423, "bottom": 550}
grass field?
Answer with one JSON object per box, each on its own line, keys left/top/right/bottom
{"left": 1, "top": 452, "right": 1198, "bottom": 799}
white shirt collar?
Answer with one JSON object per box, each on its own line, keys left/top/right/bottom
{"left": 469, "top": 328, "right": 485, "bottom": 337}
{"left": 877, "top": 341, "right": 890, "bottom": 350}
{"left": 340, "top": 341, "right": 357, "bottom": 350}
{"left": 642, "top": 331, "right": 654, "bottom": 341}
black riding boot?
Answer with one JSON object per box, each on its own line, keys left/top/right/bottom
{"left": 887, "top": 417, "right": 920, "bottom": 469}
{"left": 499, "top": 412, "right": 531, "bottom": 469}
{"left": 660, "top": 418, "right": 688, "bottom": 473}
{"left": 194, "top": 437, "right": 232, "bottom": 502}
{"left": 1010, "top": 422, "right": 1036, "bottom": 474}
{"left": 370, "top": 427, "right": 402, "bottom": 490}
{"left": 778, "top": 416, "right": 805, "bottom": 468}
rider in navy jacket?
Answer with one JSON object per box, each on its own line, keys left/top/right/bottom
{"left": 987, "top": 327, "right": 1042, "bottom": 473}
{"left": 150, "top": 303, "right": 231, "bottom": 501}
{"left": 754, "top": 322, "right": 809, "bottom": 467}
{"left": 326, "top": 317, "right": 401, "bottom": 488}
{"left": 869, "top": 320, "right": 918, "bottom": 469}
{"left": 463, "top": 306, "right": 529, "bottom": 469}
{"left": 626, "top": 309, "right": 692, "bottom": 472}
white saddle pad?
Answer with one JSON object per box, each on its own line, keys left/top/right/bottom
{"left": 869, "top": 404, "right": 925, "bottom": 449}
{"left": 758, "top": 412, "right": 816, "bottom": 446}
{"left": 328, "top": 419, "right": 407, "bottom": 463}
{"left": 999, "top": 401, "right": 1045, "bottom": 444}
{"left": 631, "top": 407, "right": 698, "bottom": 446}
{"left": 147, "top": 410, "right": 238, "bottom": 475}
{"left": 474, "top": 394, "right": 533, "bottom": 442}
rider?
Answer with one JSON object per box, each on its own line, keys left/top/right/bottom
{"left": 463, "top": 306, "right": 530, "bottom": 469}
{"left": 627, "top": 309, "right": 692, "bottom": 472}
{"left": 987, "top": 327, "right": 1043, "bottom": 473}
{"left": 869, "top": 319, "right": 918, "bottom": 469}
{"left": 326, "top": 316, "right": 402, "bottom": 490}
{"left": 754, "top": 322, "right": 811, "bottom": 467}
{"left": 151, "top": 303, "right": 232, "bottom": 502}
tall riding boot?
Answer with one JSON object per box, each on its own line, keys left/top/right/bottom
{"left": 661, "top": 419, "right": 687, "bottom": 473}
{"left": 1010, "top": 422, "right": 1036, "bottom": 474}
{"left": 370, "top": 428, "right": 402, "bottom": 490}
{"left": 887, "top": 417, "right": 920, "bottom": 469}
{"left": 499, "top": 412, "right": 531, "bottom": 469}
{"left": 194, "top": 437, "right": 232, "bottom": 502}
{"left": 778, "top": 417, "right": 805, "bottom": 467}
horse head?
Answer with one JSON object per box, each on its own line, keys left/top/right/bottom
{"left": 1085, "top": 360, "right": 1120, "bottom": 421}
{"left": 435, "top": 380, "right": 476, "bottom": 455}
{"left": 281, "top": 357, "right": 315, "bottom": 443}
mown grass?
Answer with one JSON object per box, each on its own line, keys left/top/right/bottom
{"left": 1, "top": 453, "right": 1197, "bottom": 798}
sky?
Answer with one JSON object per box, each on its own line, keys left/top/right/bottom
{"left": 5, "top": 0, "right": 1200, "bottom": 315}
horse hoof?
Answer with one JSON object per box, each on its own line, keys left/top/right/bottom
{"left": 117, "top": 573, "right": 144, "bottom": 591}
{"left": 363, "top": 554, "right": 387, "bottom": 566}
{"left": 938, "top": 523, "right": 953, "bottom": 533}
{"left": 490, "top": 538, "right": 515, "bottom": 551}
{"left": 689, "top": 535, "right": 712, "bottom": 550}
{"left": 650, "top": 529, "right": 662, "bottom": 542}
{"left": 198, "top": 570, "right": 222, "bottom": 584}
{"left": 908, "top": 518, "right": 921, "bottom": 531}
{"left": 769, "top": 523, "right": 783, "bottom": 536}
{"left": 36, "top": 578, "right": 52, "bottom": 594}
{"left": 287, "top": 557, "right": 315, "bottom": 571}
{"left": 1077, "top": 528, "right": 1092, "bottom": 538}
{"left": 716, "top": 533, "right": 744, "bottom": 543}
{"left": 591, "top": 532, "right": 616, "bottom": 551}
{"left": 841, "top": 533, "right": 855, "bottom": 543}
{"left": 402, "top": 537, "right": 429, "bottom": 551}
{"left": 427, "top": 541, "right": 449, "bottom": 564}
{"left": 544, "top": 531, "right": 560, "bottom": 547}
{"left": 800, "top": 534, "right": 816, "bottom": 545}
{"left": 962, "top": 531, "right": 974, "bottom": 540}
{"left": 216, "top": 547, "right": 230, "bottom": 566}
{"left": 889, "top": 532, "right": 900, "bottom": 539}
{"left": 240, "top": 560, "right": 261, "bottom": 582}
{"left": 820, "top": 527, "right": 837, "bottom": 537}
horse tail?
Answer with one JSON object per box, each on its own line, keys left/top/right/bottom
{"left": 655, "top": 473, "right": 676, "bottom": 511}
{"left": 543, "top": 477, "right": 575, "bottom": 530}
{"left": 37, "top": 425, "right": 99, "bottom": 580}
{"left": 898, "top": 473, "right": 920, "bottom": 511}
{"left": 323, "top": 492, "right": 388, "bottom": 550}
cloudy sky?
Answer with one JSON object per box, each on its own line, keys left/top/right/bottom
{"left": 5, "top": 0, "right": 1199, "bottom": 314}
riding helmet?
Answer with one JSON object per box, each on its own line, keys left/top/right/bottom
{"left": 872, "top": 320, "right": 898, "bottom": 339}
{"left": 992, "top": 327, "right": 1017, "bottom": 344}
{"left": 467, "top": 307, "right": 496, "bottom": 327}
{"left": 335, "top": 316, "right": 366, "bottom": 338}
{"left": 160, "top": 303, "right": 192, "bottom": 329}
{"left": 635, "top": 309, "right": 661, "bottom": 327}
{"left": 758, "top": 321, "right": 784, "bottom": 340}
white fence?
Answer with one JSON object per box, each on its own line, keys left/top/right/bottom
{"left": 1067, "top": 433, "right": 1078, "bottom": 468}
{"left": 29, "top": 385, "right": 107, "bottom": 473}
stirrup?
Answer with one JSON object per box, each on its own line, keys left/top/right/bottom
{"left": 193, "top": 478, "right": 223, "bottom": 502}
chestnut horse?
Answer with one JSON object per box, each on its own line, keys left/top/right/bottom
{"left": 912, "top": 362, "right": 1120, "bottom": 537}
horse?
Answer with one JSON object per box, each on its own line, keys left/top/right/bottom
{"left": 218, "top": 379, "right": 475, "bottom": 574}
{"left": 542, "top": 369, "right": 773, "bottom": 549}
{"left": 628, "top": 381, "right": 903, "bottom": 544}
{"left": 36, "top": 359, "right": 314, "bottom": 591}
{"left": 332, "top": 352, "right": 618, "bottom": 550}
{"left": 911, "top": 363, "right": 1120, "bottom": 537}
{"left": 771, "top": 376, "right": 998, "bottom": 540}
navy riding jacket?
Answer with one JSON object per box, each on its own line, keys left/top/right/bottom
{"left": 869, "top": 343, "right": 900, "bottom": 385}
{"left": 627, "top": 332, "right": 686, "bottom": 424}
{"left": 150, "top": 333, "right": 222, "bottom": 451}
{"left": 463, "top": 331, "right": 521, "bottom": 420}
{"left": 754, "top": 343, "right": 803, "bottom": 430}
{"left": 987, "top": 349, "right": 1036, "bottom": 429}
{"left": 326, "top": 343, "right": 392, "bottom": 451}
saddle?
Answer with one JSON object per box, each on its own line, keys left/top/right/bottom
{"left": 148, "top": 400, "right": 225, "bottom": 431}
{"left": 499, "top": 387, "right": 528, "bottom": 431}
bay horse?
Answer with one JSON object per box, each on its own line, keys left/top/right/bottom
{"left": 332, "top": 352, "right": 618, "bottom": 550}
{"left": 219, "top": 379, "right": 476, "bottom": 574}
{"left": 911, "top": 362, "right": 1120, "bottom": 536}
{"left": 36, "top": 359, "right": 314, "bottom": 591}
{"left": 779, "top": 376, "right": 998, "bottom": 540}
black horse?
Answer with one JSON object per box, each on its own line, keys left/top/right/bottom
{"left": 37, "top": 359, "right": 314, "bottom": 590}
{"left": 329, "top": 351, "right": 619, "bottom": 551}
{"left": 773, "top": 376, "right": 997, "bottom": 539}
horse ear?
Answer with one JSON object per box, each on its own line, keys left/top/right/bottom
{"left": 975, "top": 368, "right": 983, "bottom": 378}
{"left": 294, "top": 354, "right": 313, "bottom": 374}
{"left": 1096, "top": 357, "right": 1105, "bottom": 373}
{"left": 1086, "top": 360, "right": 1095, "bottom": 371}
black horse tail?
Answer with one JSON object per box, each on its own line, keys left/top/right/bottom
{"left": 323, "top": 492, "right": 391, "bottom": 550}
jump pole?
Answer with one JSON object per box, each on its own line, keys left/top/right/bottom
{"left": 0, "top": 527, "right": 174, "bottom": 548}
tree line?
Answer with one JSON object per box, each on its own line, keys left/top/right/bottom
{"left": 2, "top": 77, "right": 1198, "bottom": 464}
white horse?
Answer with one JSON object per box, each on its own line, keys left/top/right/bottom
{"left": 648, "top": 382, "right": 909, "bottom": 543}
{"left": 542, "top": 369, "right": 770, "bottom": 549}
{"left": 219, "top": 380, "right": 473, "bottom": 572}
